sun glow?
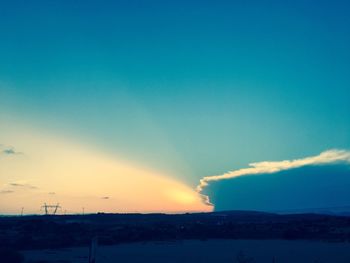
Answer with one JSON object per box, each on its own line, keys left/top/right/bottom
{"left": 0, "top": 123, "right": 212, "bottom": 214}
{"left": 166, "top": 188, "right": 199, "bottom": 205}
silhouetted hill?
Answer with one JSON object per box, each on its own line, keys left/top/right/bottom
{"left": 1, "top": 211, "right": 350, "bottom": 249}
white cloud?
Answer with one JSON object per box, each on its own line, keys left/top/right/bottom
{"left": 196, "top": 149, "right": 350, "bottom": 206}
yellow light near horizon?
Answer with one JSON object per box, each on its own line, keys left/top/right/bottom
{"left": 166, "top": 188, "right": 198, "bottom": 205}
{"left": 0, "top": 123, "right": 212, "bottom": 214}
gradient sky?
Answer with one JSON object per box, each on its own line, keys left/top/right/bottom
{"left": 1, "top": 1, "right": 350, "bottom": 214}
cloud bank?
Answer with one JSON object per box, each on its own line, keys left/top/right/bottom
{"left": 196, "top": 149, "right": 350, "bottom": 206}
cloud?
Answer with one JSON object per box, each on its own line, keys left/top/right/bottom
{"left": 3, "top": 149, "right": 16, "bottom": 155}
{"left": 48, "top": 192, "right": 56, "bottom": 195}
{"left": 0, "top": 190, "right": 14, "bottom": 194}
{"left": 101, "top": 196, "right": 110, "bottom": 199}
{"left": 0, "top": 181, "right": 38, "bottom": 196}
{"left": 0, "top": 144, "right": 23, "bottom": 155}
{"left": 8, "top": 182, "right": 38, "bottom": 190}
{"left": 212, "top": 164, "right": 350, "bottom": 212}
{"left": 196, "top": 149, "right": 350, "bottom": 206}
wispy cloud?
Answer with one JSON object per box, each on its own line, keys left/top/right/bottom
{"left": 0, "top": 181, "right": 38, "bottom": 196}
{"left": 196, "top": 149, "right": 350, "bottom": 206}
{"left": 0, "top": 190, "right": 14, "bottom": 194}
{"left": 8, "top": 182, "right": 38, "bottom": 190}
{"left": 0, "top": 144, "right": 23, "bottom": 156}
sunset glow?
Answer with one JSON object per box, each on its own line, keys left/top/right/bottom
{"left": 0, "top": 122, "right": 211, "bottom": 214}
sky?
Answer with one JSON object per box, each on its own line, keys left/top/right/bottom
{"left": 0, "top": 0, "right": 350, "bottom": 214}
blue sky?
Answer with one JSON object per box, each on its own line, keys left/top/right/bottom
{"left": 1, "top": 1, "right": 350, "bottom": 213}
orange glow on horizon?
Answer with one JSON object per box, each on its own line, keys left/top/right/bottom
{"left": 0, "top": 124, "right": 212, "bottom": 214}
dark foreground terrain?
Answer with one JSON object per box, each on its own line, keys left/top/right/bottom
{"left": 1, "top": 211, "right": 350, "bottom": 250}
{"left": 22, "top": 239, "right": 350, "bottom": 263}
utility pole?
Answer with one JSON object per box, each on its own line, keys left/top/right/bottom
{"left": 20, "top": 207, "right": 24, "bottom": 216}
{"left": 88, "top": 236, "right": 98, "bottom": 263}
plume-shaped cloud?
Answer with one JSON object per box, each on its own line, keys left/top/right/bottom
{"left": 196, "top": 149, "right": 350, "bottom": 206}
